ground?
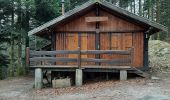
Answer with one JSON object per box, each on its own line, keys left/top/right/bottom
{"left": 1, "top": 40, "right": 170, "bottom": 100}
{"left": 0, "top": 73, "right": 170, "bottom": 100}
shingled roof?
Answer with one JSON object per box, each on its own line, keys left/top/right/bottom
{"left": 28, "top": 0, "right": 168, "bottom": 36}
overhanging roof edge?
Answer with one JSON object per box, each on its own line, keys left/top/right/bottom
{"left": 28, "top": 0, "right": 168, "bottom": 36}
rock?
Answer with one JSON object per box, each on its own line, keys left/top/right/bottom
{"left": 52, "top": 78, "right": 71, "bottom": 88}
{"left": 147, "top": 83, "right": 153, "bottom": 86}
{"left": 151, "top": 76, "right": 160, "bottom": 80}
{"left": 149, "top": 40, "right": 170, "bottom": 73}
{"left": 139, "top": 95, "right": 170, "bottom": 100}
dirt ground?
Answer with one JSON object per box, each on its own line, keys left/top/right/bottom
{"left": 0, "top": 74, "right": 170, "bottom": 100}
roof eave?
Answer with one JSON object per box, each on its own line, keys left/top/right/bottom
{"left": 101, "top": 1, "right": 168, "bottom": 33}
{"left": 28, "top": 0, "right": 96, "bottom": 36}
{"left": 28, "top": 0, "right": 168, "bottom": 36}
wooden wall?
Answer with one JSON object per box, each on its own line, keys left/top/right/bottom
{"left": 56, "top": 9, "right": 144, "bottom": 32}
{"left": 99, "top": 10, "right": 144, "bottom": 32}
{"left": 56, "top": 11, "right": 96, "bottom": 32}
{"left": 55, "top": 8, "right": 144, "bottom": 68}
{"left": 56, "top": 33, "right": 96, "bottom": 65}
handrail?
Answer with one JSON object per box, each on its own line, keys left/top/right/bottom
{"left": 30, "top": 49, "right": 131, "bottom": 56}
{"left": 27, "top": 47, "right": 134, "bottom": 67}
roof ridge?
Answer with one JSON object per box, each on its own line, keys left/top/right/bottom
{"left": 28, "top": 0, "right": 167, "bottom": 36}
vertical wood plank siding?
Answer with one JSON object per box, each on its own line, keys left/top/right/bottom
{"left": 55, "top": 9, "right": 144, "bottom": 68}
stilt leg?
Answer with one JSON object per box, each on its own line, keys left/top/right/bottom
{"left": 35, "top": 68, "right": 43, "bottom": 89}
{"left": 120, "top": 70, "right": 127, "bottom": 81}
{"left": 75, "top": 69, "right": 83, "bottom": 86}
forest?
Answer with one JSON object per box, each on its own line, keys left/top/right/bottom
{"left": 0, "top": 0, "right": 169, "bottom": 79}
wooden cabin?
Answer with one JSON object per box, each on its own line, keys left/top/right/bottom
{"left": 27, "top": 0, "right": 167, "bottom": 89}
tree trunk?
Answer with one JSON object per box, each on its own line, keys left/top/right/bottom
{"left": 24, "top": 0, "right": 30, "bottom": 74}
{"left": 156, "top": 0, "right": 160, "bottom": 40}
{"left": 130, "top": 1, "right": 133, "bottom": 13}
{"left": 17, "top": 0, "right": 23, "bottom": 75}
{"left": 139, "top": 0, "right": 142, "bottom": 16}
{"left": 10, "top": 0, "right": 15, "bottom": 76}
{"left": 133, "top": 0, "right": 135, "bottom": 14}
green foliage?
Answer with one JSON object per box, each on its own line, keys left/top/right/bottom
{"left": 0, "top": 27, "right": 10, "bottom": 79}
{"left": 119, "top": 0, "right": 131, "bottom": 8}
{"left": 0, "top": 53, "right": 9, "bottom": 79}
{"left": 16, "top": 64, "right": 25, "bottom": 76}
{"left": 34, "top": 0, "right": 60, "bottom": 24}
{"left": 159, "top": 0, "right": 170, "bottom": 40}
{"left": 143, "top": 0, "right": 155, "bottom": 11}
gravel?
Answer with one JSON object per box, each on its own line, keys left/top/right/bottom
{"left": 0, "top": 75, "right": 170, "bottom": 100}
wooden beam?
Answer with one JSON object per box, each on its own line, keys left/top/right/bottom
{"left": 30, "top": 57, "right": 131, "bottom": 65}
{"left": 51, "top": 31, "right": 55, "bottom": 50}
{"left": 82, "top": 65, "right": 131, "bottom": 69}
{"left": 95, "top": 5, "right": 100, "bottom": 65}
{"left": 77, "top": 47, "right": 81, "bottom": 68}
{"left": 55, "top": 30, "right": 145, "bottom": 33}
{"left": 30, "top": 65, "right": 78, "bottom": 68}
{"left": 81, "top": 50, "right": 131, "bottom": 55}
{"left": 81, "top": 58, "right": 131, "bottom": 64}
{"left": 30, "top": 57, "right": 77, "bottom": 62}
{"left": 30, "top": 50, "right": 79, "bottom": 56}
{"left": 30, "top": 50, "right": 131, "bottom": 56}
{"left": 85, "top": 17, "right": 108, "bottom": 22}
{"left": 30, "top": 65, "right": 131, "bottom": 69}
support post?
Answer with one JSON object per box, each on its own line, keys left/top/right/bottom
{"left": 143, "top": 33, "right": 149, "bottom": 71}
{"left": 77, "top": 47, "right": 81, "bottom": 68}
{"left": 120, "top": 70, "right": 127, "bottom": 81}
{"left": 95, "top": 5, "right": 100, "bottom": 65}
{"left": 35, "top": 68, "right": 43, "bottom": 89}
{"left": 26, "top": 47, "right": 30, "bottom": 72}
{"left": 75, "top": 69, "right": 83, "bottom": 86}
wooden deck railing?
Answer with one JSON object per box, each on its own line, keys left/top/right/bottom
{"left": 26, "top": 47, "right": 134, "bottom": 69}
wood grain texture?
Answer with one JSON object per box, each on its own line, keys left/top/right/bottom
{"left": 85, "top": 16, "right": 108, "bottom": 22}
{"left": 56, "top": 9, "right": 144, "bottom": 32}
{"left": 54, "top": 8, "right": 144, "bottom": 68}
{"left": 54, "top": 32, "right": 143, "bottom": 68}
{"left": 56, "top": 11, "right": 96, "bottom": 32}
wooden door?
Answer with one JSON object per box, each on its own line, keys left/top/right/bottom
{"left": 66, "top": 33, "right": 78, "bottom": 65}
{"left": 56, "top": 33, "right": 78, "bottom": 65}
{"left": 100, "top": 33, "right": 110, "bottom": 65}
{"left": 110, "top": 33, "right": 122, "bottom": 64}
{"left": 66, "top": 33, "right": 78, "bottom": 58}
{"left": 80, "top": 33, "right": 96, "bottom": 65}
{"left": 56, "top": 33, "right": 96, "bottom": 65}
{"left": 111, "top": 33, "right": 132, "bottom": 50}
{"left": 122, "top": 33, "right": 133, "bottom": 50}
{"left": 100, "top": 33, "right": 133, "bottom": 66}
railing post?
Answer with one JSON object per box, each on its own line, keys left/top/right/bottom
{"left": 77, "top": 47, "right": 81, "bottom": 68}
{"left": 26, "top": 47, "right": 30, "bottom": 67}
{"left": 130, "top": 47, "right": 134, "bottom": 67}
{"left": 76, "top": 47, "right": 83, "bottom": 86}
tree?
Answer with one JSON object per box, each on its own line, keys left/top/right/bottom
{"left": 0, "top": 27, "right": 10, "bottom": 79}
{"left": 0, "top": 0, "right": 13, "bottom": 78}
{"left": 139, "top": 0, "right": 142, "bottom": 16}
{"left": 34, "top": 0, "right": 60, "bottom": 24}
